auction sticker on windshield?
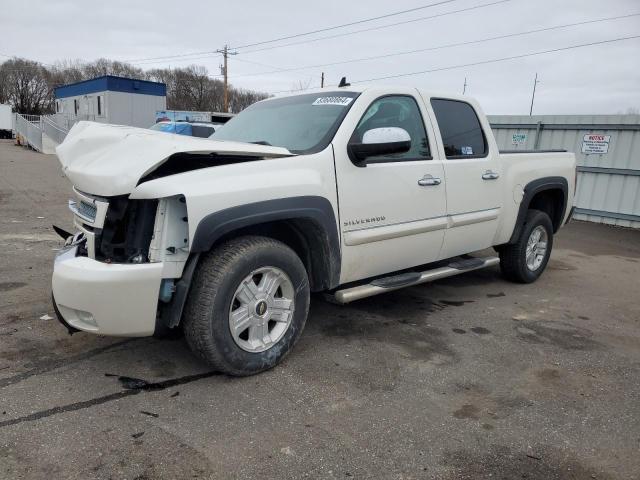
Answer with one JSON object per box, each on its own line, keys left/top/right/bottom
{"left": 312, "top": 97, "right": 354, "bottom": 106}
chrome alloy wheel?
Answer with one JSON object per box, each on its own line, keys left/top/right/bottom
{"left": 228, "top": 267, "right": 295, "bottom": 353}
{"left": 525, "top": 225, "right": 548, "bottom": 271}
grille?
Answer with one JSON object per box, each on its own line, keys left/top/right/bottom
{"left": 78, "top": 201, "right": 97, "bottom": 221}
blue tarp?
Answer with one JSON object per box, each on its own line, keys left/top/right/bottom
{"left": 151, "top": 122, "right": 193, "bottom": 136}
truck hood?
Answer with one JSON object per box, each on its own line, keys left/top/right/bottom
{"left": 56, "top": 121, "right": 294, "bottom": 197}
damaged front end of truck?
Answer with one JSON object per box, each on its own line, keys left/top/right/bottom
{"left": 51, "top": 121, "right": 293, "bottom": 337}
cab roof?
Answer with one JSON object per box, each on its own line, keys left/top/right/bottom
{"left": 273, "top": 83, "right": 473, "bottom": 103}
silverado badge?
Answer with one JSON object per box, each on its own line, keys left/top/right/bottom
{"left": 343, "top": 216, "right": 386, "bottom": 228}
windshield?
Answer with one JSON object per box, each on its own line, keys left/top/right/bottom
{"left": 210, "top": 91, "right": 360, "bottom": 154}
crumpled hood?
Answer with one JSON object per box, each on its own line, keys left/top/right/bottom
{"left": 56, "top": 121, "right": 294, "bottom": 197}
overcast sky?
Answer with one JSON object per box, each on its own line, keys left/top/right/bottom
{"left": 2, "top": 0, "right": 639, "bottom": 114}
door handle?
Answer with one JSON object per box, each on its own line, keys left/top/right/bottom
{"left": 482, "top": 170, "right": 500, "bottom": 180}
{"left": 418, "top": 174, "right": 441, "bottom": 186}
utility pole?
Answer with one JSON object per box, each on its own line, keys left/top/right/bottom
{"left": 529, "top": 72, "right": 540, "bottom": 116}
{"left": 216, "top": 44, "right": 237, "bottom": 113}
{"left": 321, "top": 72, "right": 325, "bottom": 88}
{"left": 462, "top": 77, "right": 467, "bottom": 95}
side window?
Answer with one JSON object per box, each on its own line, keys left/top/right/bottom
{"left": 351, "top": 95, "right": 430, "bottom": 162}
{"left": 430, "top": 99, "right": 487, "bottom": 158}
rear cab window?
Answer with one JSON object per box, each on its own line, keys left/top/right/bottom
{"left": 430, "top": 98, "right": 488, "bottom": 159}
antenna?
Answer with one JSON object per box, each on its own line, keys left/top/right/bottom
{"left": 529, "top": 73, "right": 540, "bottom": 116}
{"left": 462, "top": 77, "right": 468, "bottom": 95}
{"left": 338, "top": 77, "right": 350, "bottom": 87}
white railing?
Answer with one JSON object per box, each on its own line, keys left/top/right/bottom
{"left": 14, "top": 113, "right": 71, "bottom": 152}
{"left": 47, "top": 113, "right": 73, "bottom": 131}
{"left": 42, "top": 115, "right": 69, "bottom": 145}
{"left": 21, "top": 114, "right": 41, "bottom": 123}
{"left": 14, "top": 113, "right": 43, "bottom": 152}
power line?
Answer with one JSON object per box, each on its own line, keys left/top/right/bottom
{"left": 238, "top": 0, "right": 510, "bottom": 55}
{"left": 127, "top": 0, "right": 505, "bottom": 65}
{"left": 132, "top": 54, "right": 221, "bottom": 67}
{"left": 230, "top": 56, "right": 316, "bottom": 82}
{"left": 232, "top": 56, "right": 289, "bottom": 71}
{"left": 229, "top": 0, "right": 462, "bottom": 50}
{"left": 356, "top": 34, "right": 640, "bottom": 83}
{"left": 132, "top": 53, "right": 221, "bottom": 65}
{"left": 268, "top": 34, "right": 640, "bottom": 94}
{"left": 221, "top": 12, "right": 640, "bottom": 79}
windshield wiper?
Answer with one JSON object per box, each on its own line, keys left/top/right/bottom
{"left": 249, "top": 140, "right": 272, "bottom": 146}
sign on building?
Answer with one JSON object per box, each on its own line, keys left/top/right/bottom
{"left": 581, "top": 134, "right": 611, "bottom": 154}
{"left": 156, "top": 110, "right": 211, "bottom": 123}
{"left": 511, "top": 133, "right": 527, "bottom": 145}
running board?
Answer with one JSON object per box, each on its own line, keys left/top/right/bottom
{"left": 330, "top": 256, "right": 500, "bottom": 304}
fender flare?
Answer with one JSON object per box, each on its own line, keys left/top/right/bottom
{"left": 508, "top": 176, "right": 568, "bottom": 244}
{"left": 191, "top": 195, "right": 341, "bottom": 287}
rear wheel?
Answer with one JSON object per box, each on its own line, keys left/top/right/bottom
{"left": 183, "top": 236, "right": 310, "bottom": 376}
{"left": 499, "top": 209, "right": 553, "bottom": 283}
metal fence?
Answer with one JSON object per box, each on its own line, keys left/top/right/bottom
{"left": 489, "top": 114, "right": 640, "bottom": 228}
{"left": 13, "top": 113, "right": 70, "bottom": 153}
{"left": 14, "top": 113, "right": 43, "bottom": 152}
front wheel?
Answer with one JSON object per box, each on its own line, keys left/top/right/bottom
{"left": 183, "top": 236, "right": 310, "bottom": 376}
{"left": 499, "top": 209, "right": 553, "bottom": 283}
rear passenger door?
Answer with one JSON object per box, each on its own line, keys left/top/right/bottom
{"left": 428, "top": 98, "right": 502, "bottom": 258}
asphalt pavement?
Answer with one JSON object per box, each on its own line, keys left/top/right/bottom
{"left": 1, "top": 139, "right": 639, "bottom": 479}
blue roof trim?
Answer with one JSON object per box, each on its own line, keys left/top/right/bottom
{"left": 54, "top": 75, "right": 166, "bottom": 98}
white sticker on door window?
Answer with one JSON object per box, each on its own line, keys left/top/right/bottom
{"left": 312, "top": 96, "right": 354, "bottom": 106}
{"left": 461, "top": 146, "right": 473, "bottom": 155}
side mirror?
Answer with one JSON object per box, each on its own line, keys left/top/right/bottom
{"left": 348, "top": 127, "right": 411, "bottom": 166}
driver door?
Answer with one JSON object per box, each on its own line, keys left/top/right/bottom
{"left": 333, "top": 92, "right": 447, "bottom": 284}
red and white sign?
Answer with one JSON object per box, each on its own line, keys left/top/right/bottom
{"left": 581, "top": 134, "right": 611, "bottom": 154}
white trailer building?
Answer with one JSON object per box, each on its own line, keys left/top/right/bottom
{"left": 54, "top": 75, "right": 166, "bottom": 129}
{"left": 0, "top": 104, "right": 13, "bottom": 138}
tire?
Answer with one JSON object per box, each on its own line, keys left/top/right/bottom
{"left": 499, "top": 209, "right": 553, "bottom": 283}
{"left": 183, "top": 235, "right": 310, "bottom": 376}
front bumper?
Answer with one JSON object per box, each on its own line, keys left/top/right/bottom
{"left": 52, "top": 246, "right": 163, "bottom": 336}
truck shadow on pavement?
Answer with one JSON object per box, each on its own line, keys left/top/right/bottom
{"left": 304, "top": 267, "right": 505, "bottom": 361}
{"left": 1, "top": 264, "right": 601, "bottom": 433}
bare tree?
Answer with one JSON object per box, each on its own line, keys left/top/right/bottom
{"left": 0, "top": 64, "right": 9, "bottom": 104}
{"left": 81, "top": 58, "right": 145, "bottom": 80}
{"left": 0, "top": 58, "right": 51, "bottom": 114}
{"left": 228, "top": 86, "right": 270, "bottom": 113}
{"left": 0, "top": 56, "right": 269, "bottom": 115}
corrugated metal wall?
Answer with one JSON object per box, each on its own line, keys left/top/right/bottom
{"left": 106, "top": 91, "right": 167, "bottom": 128}
{"left": 489, "top": 114, "right": 640, "bottom": 228}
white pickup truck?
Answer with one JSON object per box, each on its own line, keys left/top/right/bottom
{"left": 52, "top": 84, "right": 576, "bottom": 375}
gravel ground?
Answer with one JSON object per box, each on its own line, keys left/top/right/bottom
{"left": 1, "top": 139, "right": 639, "bottom": 479}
